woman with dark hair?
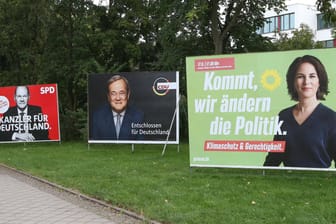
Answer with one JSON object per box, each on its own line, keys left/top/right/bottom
{"left": 264, "top": 55, "right": 336, "bottom": 168}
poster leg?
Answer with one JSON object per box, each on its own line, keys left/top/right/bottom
{"left": 162, "top": 96, "right": 179, "bottom": 156}
{"left": 162, "top": 108, "right": 177, "bottom": 156}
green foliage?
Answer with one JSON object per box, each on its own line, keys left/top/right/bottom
{"left": 1, "top": 142, "right": 336, "bottom": 223}
{"left": 0, "top": 0, "right": 332, "bottom": 140}
{"left": 0, "top": 0, "right": 50, "bottom": 85}
{"left": 317, "top": 0, "right": 336, "bottom": 39}
{"left": 317, "top": 0, "right": 336, "bottom": 24}
{"left": 274, "top": 24, "right": 324, "bottom": 50}
{"left": 60, "top": 108, "right": 87, "bottom": 140}
{"left": 184, "top": 0, "right": 286, "bottom": 53}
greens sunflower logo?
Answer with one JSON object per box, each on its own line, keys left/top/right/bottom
{"left": 260, "top": 70, "right": 281, "bottom": 91}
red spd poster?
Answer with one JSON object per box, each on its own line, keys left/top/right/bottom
{"left": 0, "top": 84, "right": 60, "bottom": 143}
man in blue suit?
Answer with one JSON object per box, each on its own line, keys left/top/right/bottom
{"left": 91, "top": 75, "right": 144, "bottom": 140}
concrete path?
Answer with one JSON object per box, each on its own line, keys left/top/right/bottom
{"left": 0, "top": 165, "right": 147, "bottom": 224}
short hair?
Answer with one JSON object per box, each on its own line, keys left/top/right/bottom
{"left": 286, "top": 55, "right": 329, "bottom": 101}
{"left": 15, "top": 86, "right": 30, "bottom": 97}
{"left": 106, "top": 75, "right": 130, "bottom": 94}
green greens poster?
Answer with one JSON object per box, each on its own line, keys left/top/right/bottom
{"left": 186, "top": 49, "right": 336, "bottom": 170}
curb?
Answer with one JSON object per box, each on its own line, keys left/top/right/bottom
{"left": 0, "top": 163, "right": 161, "bottom": 224}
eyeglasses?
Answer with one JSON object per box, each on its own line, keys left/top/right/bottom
{"left": 109, "top": 91, "right": 127, "bottom": 99}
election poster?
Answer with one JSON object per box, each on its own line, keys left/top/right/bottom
{"left": 88, "top": 72, "right": 179, "bottom": 144}
{"left": 0, "top": 84, "right": 60, "bottom": 143}
{"left": 186, "top": 48, "right": 336, "bottom": 170}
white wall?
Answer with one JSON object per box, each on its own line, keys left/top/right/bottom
{"left": 262, "top": 1, "right": 334, "bottom": 43}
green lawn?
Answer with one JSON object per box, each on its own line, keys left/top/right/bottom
{"left": 0, "top": 142, "right": 335, "bottom": 224}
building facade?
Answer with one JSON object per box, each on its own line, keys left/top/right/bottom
{"left": 259, "top": 0, "right": 335, "bottom": 47}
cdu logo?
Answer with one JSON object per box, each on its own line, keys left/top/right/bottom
{"left": 152, "top": 77, "right": 171, "bottom": 96}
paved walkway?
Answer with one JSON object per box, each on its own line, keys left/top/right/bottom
{"left": 0, "top": 166, "right": 145, "bottom": 224}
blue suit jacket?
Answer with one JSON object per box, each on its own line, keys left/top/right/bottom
{"left": 91, "top": 104, "right": 144, "bottom": 140}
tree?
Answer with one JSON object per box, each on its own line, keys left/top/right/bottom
{"left": 185, "top": 0, "right": 286, "bottom": 54}
{"left": 1, "top": 0, "right": 303, "bottom": 140}
{"left": 274, "top": 24, "right": 324, "bottom": 50}
{"left": 317, "top": 0, "right": 336, "bottom": 39}
{"left": 317, "top": 0, "right": 336, "bottom": 25}
{"left": 43, "top": 0, "right": 103, "bottom": 139}
{"left": 0, "top": 0, "right": 51, "bottom": 85}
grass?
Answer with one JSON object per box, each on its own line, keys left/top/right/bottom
{"left": 0, "top": 141, "right": 336, "bottom": 224}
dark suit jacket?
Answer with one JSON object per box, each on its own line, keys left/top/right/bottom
{"left": 0, "top": 105, "right": 49, "bottom": 141}
{"left": 91, "top": 104, "right": 144, "bottom": 140}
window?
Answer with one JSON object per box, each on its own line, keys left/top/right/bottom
{"left": 317, "top": 14, "right": 333, "bottom": 30}
{"left": 259, "top": 13, "right": 295, "bottom": 34}
{"left": 261, "top": 17, "right": 276, "bottom": 34}
{"left": 281, "top": 13, "right": 295, "bottom": 31}
{"left": 321, "top": 40, "right": 336, "bottom": 48}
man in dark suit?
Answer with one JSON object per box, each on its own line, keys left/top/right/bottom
{"left": 0, "top": 86, "right": 49, "bottom": 141}
{"left": 91, "top": 75, "right": 144, "bottom": 140}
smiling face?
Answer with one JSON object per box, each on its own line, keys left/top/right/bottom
{"left": 14, "top": 86, "right": 29, "bottom": 111}
{"left": 294, "top": 62, "right": 320, "bottom": 101}
{"left": 107, "top": 79, "right": 130, "bottom": 113}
